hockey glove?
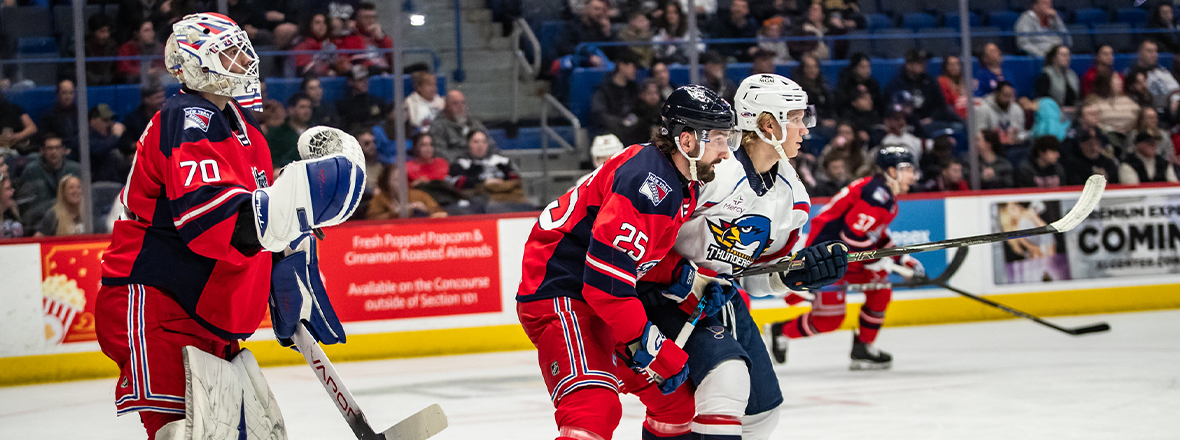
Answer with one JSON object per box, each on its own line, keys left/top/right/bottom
{"left": 270, "top": 233, "right": 346, "bottom": 347}
{"left": 701, "top": 281, "right": 739, "bottom": 318}
{"left": 663, "top": 259, "right": 731, "bottom": 315}
{"left": 252, "top": 154, "right": 365, "bottom": 252}
{"left": 775, "top": 241, "right": 848, "bottom": 291}
{"left": 898, "top": 254, "right": 925, "bottom": 279}
{"left": 620, "top": 322, "right": 690, "bottom": 395}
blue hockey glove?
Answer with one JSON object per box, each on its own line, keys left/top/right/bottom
{"left": 701, "top": 281, "right": 740, "bottom": 318}
{"left": 620, "top": 322, "right": 690, "bottom": 394}
{"left": 270, "top": 233, "right": 346, "bottom": 347}
{"left": 776, "top": 241, "right": 848, "bottom": 291}
{"left": 663, "top": 259, "right": 731, "bottom": 315}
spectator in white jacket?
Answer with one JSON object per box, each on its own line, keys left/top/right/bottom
{"left": 1015, "top": 0, "right": 1071, "bottom": 57}
{"left": 977, "top": 81, "right": 1027, "bottom": 146}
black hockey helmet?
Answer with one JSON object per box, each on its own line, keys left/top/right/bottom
{"left": 661, "top": 85, "right": 736, "bottom": 139}
{"left": 876, "top": 145, "right": 915, "bottom": 170}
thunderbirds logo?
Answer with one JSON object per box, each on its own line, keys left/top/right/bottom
{"left": 705, "top": 214, "right": 773, "bottom": 269}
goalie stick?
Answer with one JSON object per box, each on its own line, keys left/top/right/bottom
{"left": 737, "top": 174, "right": 1107, "bottom": 278}
{"left": 291, "top": 325, "right": 449, "bottom": 440}
{"left": 935, "top": 283, "right": 1111, "bottom": 335}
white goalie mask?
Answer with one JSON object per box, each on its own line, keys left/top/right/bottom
{"left": 165, "top": 13, "right": 262, "bottom": 111}
{"left": 734, "top": 74, "right": 815, "bottom": 162}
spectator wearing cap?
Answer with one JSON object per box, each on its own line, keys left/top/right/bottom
{"left": 975, "top": 129, "right": 1015, "bottom": 189}
{"left": 835, "top": 53, "right": 883, "bottom": 114}
{"left": 616, "top": 8, "right": 655, "bottom": 68}
{"left": 15, "top": 133, "right": 79, "bottom": 229}
{"left": 1062, "top": 128, "right": 1119, "bottom": 185}
{"left": 301, "top": 77, "right": 340, "bottom": 129}
{"left": 710, "top": 0, "right": 759, "bottom": 61}
{"left": 404, "top": 71, "right": 445, "bottom": 133}
{"left": 116, "top": 80, "right": 166, "bottom": 155}
{"left": 591, "top": 53, "right": 645, "bottom": 145}
{"left": 1014, "top": 0, "right": 1071, "bottom": 57}
{"left": 703, "top": 51, "right": 738, "bottom": 104}
{"left": 1128, "top": 107, "right": 1177, "bottom": 166}
{"left": 880, "top": 105, "right": 923, "bottom": 164}
{"left": 267, "top": 93, "right": 314, "bottom": 170}
{"left": 430, "top": 90, "right": 497, "bottom": 162}
{"left": 1016, "top": 135, "right": 1066, "bottom": 188}
{"left": 557, "top": 0, "right": 614, "bottom": 59}
{"left": 337, "top": 66, "right": 388, "bottom": 133}
{"left": 82, "top": 14, "right": 119, "bottom": 86}
{"left": 39, "top": 80, "right": 78, "bottom": 153}
{"left": 84, "top": 104, "right": 127, "bottom": 183}
{"left": 117, "top": 19, "right": 166, "bottom": 84}
{"left": 977, "top": 81, "right": 1027, "bottom": 146}
{"left": 1130, "top": 40, "right": 1180, "bottom": 117}
{"left": 885, "top": 50, "right": 961, "bottom": 135}
{"left": 1120, "top": 132, "right": 1179, "bottom": 184}
{"left": 793, "top": 54, "right": 832, "bottom": 123}
{"left": 1034, "top": 45, "right": 1079, "bottom": 109}
{"left": 336, "top": 2, "right": 394, "bottom": 73}
{"left": 757, "top": 17, "right": 792, "bottom": 64}
{"left": 1081, "top": 46, "right": 1119, "bottom": 99}
{"left": 975, "top": 43, "right": 1012, "bottom": 98}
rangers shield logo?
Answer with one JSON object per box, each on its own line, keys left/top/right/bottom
{"left": 639, "top": 172, "right": 672, "bottom": 206}
{"left": 183, "top": 107, "right": 214, "bottom": 132}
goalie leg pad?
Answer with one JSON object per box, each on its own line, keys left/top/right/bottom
{"left": 183, "top": 347, "right": 287, "bottom": 440}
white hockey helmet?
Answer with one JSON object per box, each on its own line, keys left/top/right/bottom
{"left": 734, "top": 74, "right": 815, "bottom": 161}
{"left": 165, "top": 13, "right": 262, "bottom": 111}
{"left": 591, "top": 134, "right": 625, "bottom": 159}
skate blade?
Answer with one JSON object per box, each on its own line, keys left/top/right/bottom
{"left": 763, "top": 324, "right": 787, "bottom": 365}
{"left": 849, "top": 360, "right": 892, "bottom": 371}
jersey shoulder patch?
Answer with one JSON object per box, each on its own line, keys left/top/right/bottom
{"left": 638, "top": 172, "right": 673, "bottom": 206}
{"left": 183, "top": 107, "right": 215, "bottom": 132}
{"left": 612, "top": 144, "right": 684, "bottom": 216}
{"left": 860, "top": 176, "right": 895, "bottom": 209}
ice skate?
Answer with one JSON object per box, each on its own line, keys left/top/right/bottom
{"left": 764, "top": 322, "right": 789, "bottom": 364}
{"left": 850, "top": 332, "right": 892, "bottom": 370}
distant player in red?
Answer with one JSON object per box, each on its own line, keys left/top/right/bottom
{"left": 95, "top": 13, "right": 364, "bottom": 440}
{"left": 517, "top": 85, "right": 739, "bottom": 440}
{"left": 766, "top": 146, "right": 922, "bottom": 370}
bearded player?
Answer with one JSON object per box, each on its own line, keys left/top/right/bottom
{"left": 517, "top": 85, "right": 739, "bottom": 440}
{"left": 95, "top": 13, "right": 364, "bottom": 439}
{"left": 765, "top": 145, "right": 922, "bottom": 370}
{"left": 635, "top": 74, "right": 848, "bottom": 439}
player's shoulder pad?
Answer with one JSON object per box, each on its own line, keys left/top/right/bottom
{"left": 610, "top": 144, "right": 685, "bottom": 216}
{"left": 157, "top": 94, "right": 234, "bottom": 156}
{"left": 859, "top": 175, "right": 895, "bottom": 210}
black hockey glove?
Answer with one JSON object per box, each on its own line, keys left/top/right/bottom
{"left": 776, "top": 241, "right": 848, "bottom": 291}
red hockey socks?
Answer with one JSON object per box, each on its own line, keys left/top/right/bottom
{"left": 856, "top": 289, "right": 892, "bottom": 344}
{"left": 555, "top": 387, "right": 622, "bottom": 440}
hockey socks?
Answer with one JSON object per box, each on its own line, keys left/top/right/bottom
{"left": 690, "top": 414, "right": 742, "bottom": 440}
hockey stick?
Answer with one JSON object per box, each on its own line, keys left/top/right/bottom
{"left": 935, "top": 283, "right": 1111, "bottom": 335}
{"left": 818, "top": 246, "right": 970, "bottom": 293}
{"left": 291, "top": 325, "right": 449, "bottom": 440}
{"left": 737, "top": 174, "right": 1107, "bottom": 278}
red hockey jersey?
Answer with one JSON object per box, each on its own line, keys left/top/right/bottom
{"left": 102, "top": 92, "right": 273, "bottom": 341}
{"left": 806, "top": 174, "right": 898, "bottom": 270}
{"left": 517, "top": 143, "right": 697, "bottom": 345}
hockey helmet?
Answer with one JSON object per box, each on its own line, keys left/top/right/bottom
{"left": 734, "top": 73, "right": 815, "bottom": 162}
{"left": 876, "top": 146, "right": 915, "bottom": 171}
{"left": 591, "top": 134, "right": 625, "bottom": 159}
{"left": 661, "top": 85, "right": 739, "bottom": 181}
{"left": 165, "top": 13, "right": 262, "bottom": 111}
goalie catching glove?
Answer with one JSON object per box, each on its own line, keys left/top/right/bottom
{"left": 619, "top": 322, "right": 690, "bottom": 394}
{"left": 772, "top": 241, "right": 849, "bottom": 291}
{"left": 269, "top": 233, "right": 345, "bottom": 346}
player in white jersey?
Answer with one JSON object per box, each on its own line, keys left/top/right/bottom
{"left": 636, "top": 74, "right": 848, "bottom": 439}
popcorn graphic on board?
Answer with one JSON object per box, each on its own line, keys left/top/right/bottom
{"left": 42, "top": 274, "right": 86, "bottom": 345}
{"left": 40, "top": 241, "right": 107, "bottom": 345}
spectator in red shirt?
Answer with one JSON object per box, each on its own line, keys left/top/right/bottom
{"left": 336, "top": 2, "right": 393, "bottom": 73}
{"left": 292, "top": 12, "right": 346, "bottom": 77}
{"left": 406, "top": 132, "right": 450, "bottom": 186}
{"left": 1080, "top": 45, "right": 1121, "bottom": 99}
{"left": 117, "top": 20, "right": 166, "bottom": 84}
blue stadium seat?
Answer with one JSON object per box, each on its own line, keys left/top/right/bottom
{"left": 15, "top": 37, "right": 58, "bottom": 86}
{"left": 1068, "top": 24, "right": 1094, "bottom": 55}
{"left": 885, "top": 0, "right": 926, "bottom": 15}
{"left": 917, "top": 28, "right": 961, "bottom": 58}
{"left": 488, "top": 126, "right": 576, "bottom": 151}
{"left": 2, "top": 6, "right": 52, "bottom": 40}
{"left": 17, "top": 36, "right": 57, "bottom": 55}
{"left": 1093, "top": 23, "right": 1135, "bottom": 53}
{"left": 1115, "top": 7, "right": 1147, "bottom": 26}
{"left": 872, "top": 29, "right": 916, "bottom": 59}
{"left": 987, "top": 10, "right": 1020, "bottom": 29}
{"left": 944, "top": 12, "right": 982, "bottom": 27}
{"left": 846, "top": 30, "right": 873, "bottom": 58}
{"left": 866, "top": 13, "right": 894, "bottom": 30}
{"left": 903, "top": 13, "right": 938, "bottom": 31}
{"left": 1071, "top": 8, "right": 1108, "bottom": 26}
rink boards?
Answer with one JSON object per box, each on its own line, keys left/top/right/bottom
{"left": 2, "top": 184, "right": 1179, "bottom": 385}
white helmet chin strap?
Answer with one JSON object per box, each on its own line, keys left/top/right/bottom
{"left": 676, "top": 133, "right": 703, "bottom": 181}
{"left": 755, "top": 125, "right": 791, "bottom": 163}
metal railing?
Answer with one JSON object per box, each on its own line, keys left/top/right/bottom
{"left": 510, "top": 17, "right": 542, "bottom": 124}
{"left": 502, "top": 93, "right": 586, "bottom": 203}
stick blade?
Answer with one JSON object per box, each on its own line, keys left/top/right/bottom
{"left": 1068, "top": 323, "right": 1111, "bottom": 335}
{"left": 381, "top": 404, "right": 448, "bottom": 440}
{"left": 1050, "top": 174, "right": 1106, "bottom": 233}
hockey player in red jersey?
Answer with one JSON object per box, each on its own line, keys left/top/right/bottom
{"left": 517, "top": 85, "right": 739, "bottom": 440}
{"left": 95, "top": 13, "right": 364, "bottom": 439}
{"left": 765, "top": 145, "right": 922, "bottom": 370}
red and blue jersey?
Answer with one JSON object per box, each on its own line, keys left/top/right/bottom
{"left": 102, "top": 91, "right": 273, "bottom": 341}
{"left": 517, "top": 143, "right": 698, "bottom": 345}
{"left": 807, "top": 174, "right": 898, "bottom": 270}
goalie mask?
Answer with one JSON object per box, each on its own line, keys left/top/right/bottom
{"left": 734, "top": 74, "right": 815, "bottom": 162}
{"left": 165, "top": 13, "right": 262, "bottom": 111}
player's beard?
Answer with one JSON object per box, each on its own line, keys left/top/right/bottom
{"left": 695, "top": 157, "right": 723, "bottom": 182}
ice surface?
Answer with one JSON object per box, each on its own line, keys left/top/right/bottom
{"left": 3, "top": 310, "right": 1177, "bottom": 439}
